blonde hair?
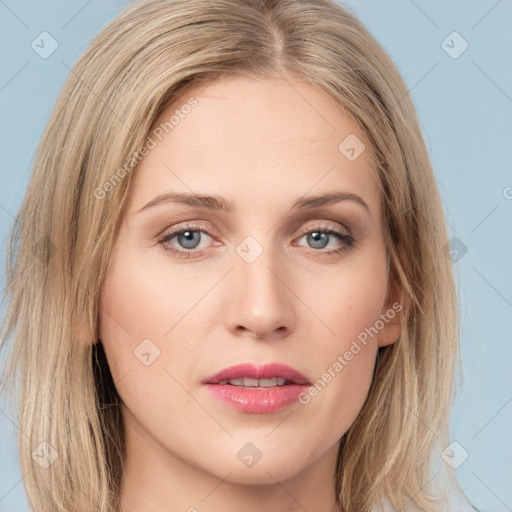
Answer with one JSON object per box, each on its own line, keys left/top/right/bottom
{"left": 0, "top": 0, "right": 466, "bottom": 511}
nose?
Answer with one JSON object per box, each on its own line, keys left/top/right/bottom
{"left": 224, "top": 245, "right": 296, "bottom": 340}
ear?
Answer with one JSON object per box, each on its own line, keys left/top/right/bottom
{"left": 377, "top": 268, "right": 404, "bottom": 348}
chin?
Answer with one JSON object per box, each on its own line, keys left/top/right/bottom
{"left": 195, "top": 442, "right": 316, "bottom": 485}
{"left": 220, "top": 462, "right": 305, "bottom": 485}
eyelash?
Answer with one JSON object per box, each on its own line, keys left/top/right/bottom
{"left": 157, "top": 221, "right": 356, "bottom": 259}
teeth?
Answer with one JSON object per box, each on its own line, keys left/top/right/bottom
{"left": 218, "top": 377, "right": 289, "bottom": 387}
{"left": 258, "top": 378, "right": 278, "bottom": 387}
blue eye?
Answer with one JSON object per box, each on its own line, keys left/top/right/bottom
{"left": 158, "top": 223, "right": 356, "bottom": 259}
{"left": 158, "top": 226, "right": 213, "bottom": 258}
{"left": 170, "top": 230, "right": 203, "bottom": 250}
{"left": 295, "top": 225, "right": 355, "bottom": 257}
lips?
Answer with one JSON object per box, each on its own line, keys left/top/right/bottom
{"left": 202, "top": 363, "right": 311, "bottom": 386}
{"left": 201, "top": 363, "right": 312, "bottom": 414}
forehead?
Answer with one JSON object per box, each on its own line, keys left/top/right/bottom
{"left": 127, "top": 74, "right": 380, "bottom": 214}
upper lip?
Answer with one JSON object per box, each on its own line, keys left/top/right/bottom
{"left": 202, "top": 363, "right": 311, "bottom": 385}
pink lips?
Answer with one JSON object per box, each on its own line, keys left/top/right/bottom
{"left": 202, "top": 363, "right": 312, "bottom": 414}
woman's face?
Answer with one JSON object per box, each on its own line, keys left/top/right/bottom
{"left": 98, "top": 75, "right": 401, "bottom": 488}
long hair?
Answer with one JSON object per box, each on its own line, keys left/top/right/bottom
{"left": 0, "top": 1, "right": 464, "bottom": 510}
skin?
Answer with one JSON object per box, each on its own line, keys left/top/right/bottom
{"left": 98, "top": 74, "right": 402, "bottom": 512}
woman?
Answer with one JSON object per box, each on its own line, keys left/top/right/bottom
{"left": 0, "top": 0, "right": 478, "bottom": 510}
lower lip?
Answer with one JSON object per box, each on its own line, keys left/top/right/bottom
{"left": 203, "top": 384, "right": 309, "bottom": 414}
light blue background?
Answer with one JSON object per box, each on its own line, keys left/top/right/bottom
{"left": 1, "top": 1, "right": 511, "bottom": 511}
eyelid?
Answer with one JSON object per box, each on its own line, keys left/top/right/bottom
{"left": 159, "top": 219, "right": 215, "bottom": 237}
{"left": 296, "top": 220, "right": 351, "bottom": 236}
{"left": 157, "top": 218, "right": 356, "bottom": 259}
{"left": 159, "top": 218, "right": 351, "bottom": 241}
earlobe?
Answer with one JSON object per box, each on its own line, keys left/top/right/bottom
{"left": 377, "top": 278, "right": 405, "bottom": 348}
{"left": 377, "top": 313, "right": 401, "bottom": 347}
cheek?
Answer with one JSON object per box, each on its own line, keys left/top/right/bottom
{"left": 295, "top": 254, "right": 387, "bottom": 431}
{"left": 307, "top": 254, "right": 388, "bottom": 346}
{"left": 97, "top": 245, "right": 212, "bottom": 412}
{"left": 97, "top": 256, "right": 204, "bottom": 450}
{"left": 97, "top": 257, "right": 230, "bottom": 476}
{"left": 98, "top": 243, "right": 200, "bottom": 352}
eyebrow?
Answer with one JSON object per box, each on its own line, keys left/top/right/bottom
{"left": 135, "top": 191, "right": 371, "bottom": 216}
